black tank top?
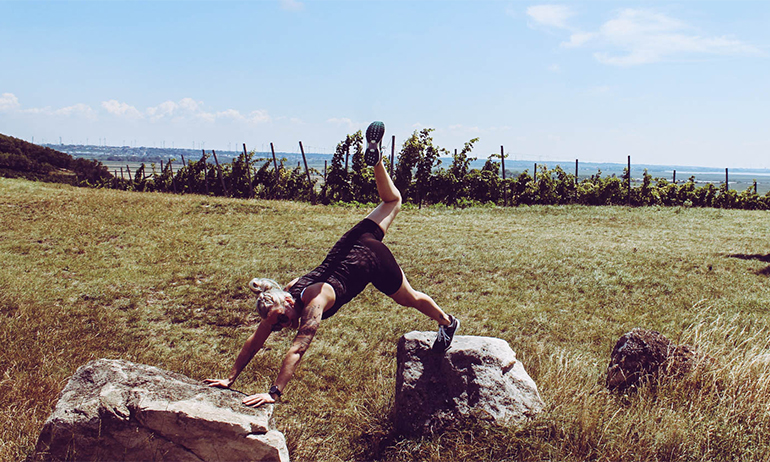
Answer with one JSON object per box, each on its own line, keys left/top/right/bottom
{"left": 289, "top": 219, "right": 384, "bottom": 319}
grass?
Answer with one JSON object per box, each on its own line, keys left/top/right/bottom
{"left": 1, "top": 177, "right": 770, "bottom": 461}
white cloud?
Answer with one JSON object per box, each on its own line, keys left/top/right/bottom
{"left": 22, "top": 103, "right": 96, "bottom": 119}
{"left": 527, "top": 5, "right": 574, "bottom": 30}
{"left": 535, "top": 7, "right": 764, "bottom": 66}
{"left": 326, "top": 117, "right": 358, "bottom": 131}
{"left": 448, "top": 124, "right": 481, "bottom": 134}
{"left": 561, "top": 32, "right": 595, "bottom": 48}
{"left": 248, "top": 110, "right": 271, "bottom": 124}
{"left": 102, "top": 100, "right": 143, "bottom": 119}
{"left": 146, "top": 100, "right": 179, "bottom": 121}
{"left": 0, "top": 93, "right": 20, "bottom": 111}
{"left": 280, "top": 0, "right": 304, "bottom": 12}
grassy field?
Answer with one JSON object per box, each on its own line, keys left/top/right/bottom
{"left": 1, "top": 177, "right": 769, "bottom": 461}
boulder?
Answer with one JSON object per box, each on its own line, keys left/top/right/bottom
{"left": 395, "top": 331, "right": 544, "bottom": 437}
{"left": 606, "top": 328, "right": 697, "bottom": 392}
{"left": 32, "top": 359, "right": 290, "bottom": 462}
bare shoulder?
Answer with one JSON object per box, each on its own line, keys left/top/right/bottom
{"left": 300, "top": 282, "right": 335, "bottom": 306}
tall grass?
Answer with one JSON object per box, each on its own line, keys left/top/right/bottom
{"left": 1, "top": 177, "right": 769, "bottom": 461}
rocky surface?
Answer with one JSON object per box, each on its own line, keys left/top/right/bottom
{"left": 32, "top": 358, "right": 289, "bottom": 462}
{"left": 606, "top": 328, "right": 697, "bottom": 392}
{"left": 395, "top": 331, "right": 544, "bottom": 436}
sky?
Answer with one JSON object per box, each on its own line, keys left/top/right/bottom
{"left": 1, "top": 0, "right": 768, "bottom": 168}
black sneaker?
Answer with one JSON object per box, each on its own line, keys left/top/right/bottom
{"left": 364, "top": 121, "right": 385, "bottom": 166}
{"left": 432, "top": 316, "right": 460, "bottom": 353}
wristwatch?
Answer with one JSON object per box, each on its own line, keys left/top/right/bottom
{"left": 268, "top": 385, "right": 282, "bottom": 400}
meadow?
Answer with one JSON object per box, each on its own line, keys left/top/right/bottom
{"left": 1, "top": 177, "right": 769, "bottom": 461}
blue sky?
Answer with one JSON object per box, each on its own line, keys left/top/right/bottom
{"left": 1, "top": 1, "right": 768, "bottom": 168}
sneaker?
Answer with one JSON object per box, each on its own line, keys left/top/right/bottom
{"left": 432, "top": 316, "right": 460, "bottom": 353}
{"left": 365, "top": 121, "right": 385, "bottom": 166}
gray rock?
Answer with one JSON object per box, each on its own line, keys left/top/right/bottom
{"left": 32, "top": 359, "right": 290, "bottom": 462}
{"left": 395, "top": 331, "right": 544, "bottom": 436}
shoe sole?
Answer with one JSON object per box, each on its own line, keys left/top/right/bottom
{"left": 365, "top": 121, "right": 385, "bottom": 166}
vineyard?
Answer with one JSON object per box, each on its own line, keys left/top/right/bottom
{"left": 5, "top": 130, "right": 770, "bottom": 210}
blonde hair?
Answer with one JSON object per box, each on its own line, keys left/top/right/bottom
{"left": 248, "top": 278, "right": 287, "bottom": 319}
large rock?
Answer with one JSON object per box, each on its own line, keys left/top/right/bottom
{"left": 32, "top": 359, "right": 290, "bottom": 462}
{"left": 395, "top": 331, "right": 544, "bottom": 436}
{"left": 606, "top": 328, "right": 697, "bottom": 392}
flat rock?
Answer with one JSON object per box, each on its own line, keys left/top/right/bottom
{"left": 32, "top": 358, "right": 290, "bottom": 462}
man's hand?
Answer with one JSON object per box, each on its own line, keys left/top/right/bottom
{"left": 203, "top": 378, "right": 233, "bottom": 389}
{"left": 242, "top": 392, "right": 276, "bottom": 407}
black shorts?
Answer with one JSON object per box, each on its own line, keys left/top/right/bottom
{"left": 352, "top": 219, "right": 403, "bottom": 296}
{"left": 291, "top": 218, "right": 404, "bottom": 320}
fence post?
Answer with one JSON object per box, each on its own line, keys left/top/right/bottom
{"left": 298, "top": 141, "right": 315, "bottom": 204}
{"left": 627, "top": 155, "right": 631, "bottom": 206}
{"left": 501, "top": 145, "right": 507, "bottom": 206}
{"left": 243, "top": 143, "right": 253, "bottom": 199}
{"left": 169, "top": 159, "right": 177, "bottom": 194}
{"left": 534, "top": 163, "right": 537, "bottom": 185}
{"left": 126, "top": 165, "right": 132, "bottom": 188}
{"left": 211, "top": 150, "right": 228, "bottom": 197}
{"left": 390, "top": 135, "right": 395, "bottom": 176}
{"left": 201, "top": 150, "right": 209, "bottom": 195}
{"left": 270, "top": 143, "right": 280, "bottom": 199}
{"left": 754, "top": 180, "right": 758, "bottom": 195}
{"left": 324, "top": 160, "right": 327, "bottom": 181}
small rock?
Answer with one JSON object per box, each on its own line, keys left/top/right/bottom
{"left": 606, "top": 328, "right": 698, "bottom": 392}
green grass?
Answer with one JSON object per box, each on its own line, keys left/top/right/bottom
{"left": 2, "top": 177, "right": 770, "bottom": 461}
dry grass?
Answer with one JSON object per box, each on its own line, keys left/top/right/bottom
{"left": 1, "top": 177, "right": 770, "bottom": 461}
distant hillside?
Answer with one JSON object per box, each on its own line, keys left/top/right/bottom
{"left": 0, "top": 133, "right": 112, "bottom": 185}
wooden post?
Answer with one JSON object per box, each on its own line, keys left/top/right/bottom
{"left": 500, "top": 146, "right": 506, "bottom": 180}
{"left": 270, "top": 143, "right": 280, "bottom": 186}
{"left": 754, "top": 179, "right": 758, "bottom": 195}
{"left": 126, "top": 165, "right": 132, "bottom": 187}
{"left": 169, "top": 159, "right": 177, "bottom": 194}
{"left": 211, "top": 150, "right": 228, "bottom": 197}
{"left": 181, "top": 154, "right": 187, "bottom": 167}
{"left": 725, "top": 168, "right": 729, "bottom": 191}
{"left": 534, "top": 163, "right": 537, "bottom": 184}
{"left": 575, "top": 159, "right": 579, "bottom": 184}
{"left": 201, "top": 150, "right": 209, "bottom": 195}
{"left": 390, "top": 135, "right": 395, "bottom": 176}
{"left": 627, "top": 155, "right": 631, "bottom": 206}
{"left": 120, "top": 167, "right": 124, "bottom": 180}
{"left": 324, "top": 160, "right": 327, "bottom": 181}
{"left": 244, "top": 143, "right": 253, "bottom": 199}
{"left": 500, "top": 145, "right": 507, "bottom": 206}
{"left": 298, "top": 141, "right": 315, "bottom": 204}
{"left": 673, "top": 170, "right": 677, "bottom": 184}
